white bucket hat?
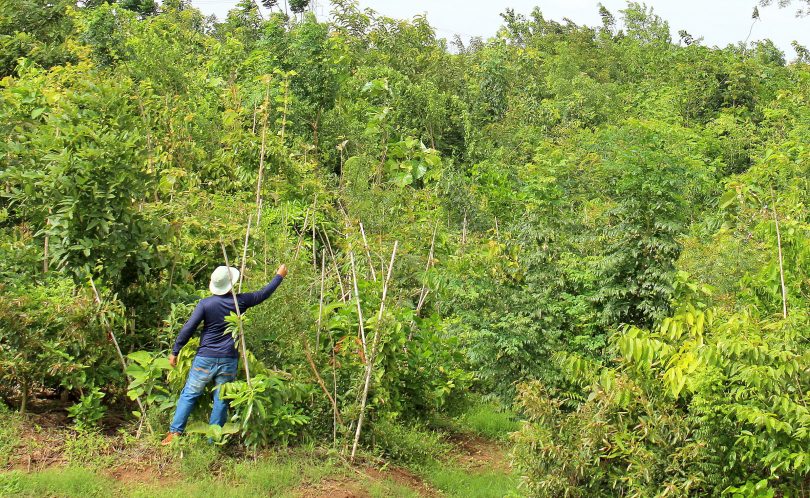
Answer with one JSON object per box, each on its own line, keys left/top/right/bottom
{"left": 209, "top": 266, "right": 240, "bottom": 295}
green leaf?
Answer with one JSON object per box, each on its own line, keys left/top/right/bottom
{"left": 153, "top": 357, "right": 172, "bottom": 370}
{"left": 719, "top": 189, "right": 737, "bottom": 209}
{"left": 412, "top": 162, "right": 428, "bottom": 180}
{"left": 127, "top": 351, "right": 152, "bottom": 367}
{"left": 185, "top": 421, "right": 210, "bottom": 434}
{"left": 391, "top": 171, "right": 413, "bottom": 188}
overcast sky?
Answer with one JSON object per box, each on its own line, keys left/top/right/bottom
{"left": 191, "top": 0, "right": 809, "bottom": 59}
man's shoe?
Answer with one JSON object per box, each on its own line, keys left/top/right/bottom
{"left": 161, "top": 432, "right": 180, "bottom": 446}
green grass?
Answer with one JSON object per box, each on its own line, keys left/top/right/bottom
{"left": 453, "top": 402, "right": 520, "bottom": 440}
{"left": 0, "top": 467, "right": 117, "bottom": 497}
{"left": 424, "top": 465, "right": 520, "bottom": 498}
{"left": 372, "top": 418, "right": 452, "bottom": 466}
{"left": 366, "top": 479, "right": 422, "bottom": 498}
{"left": 1, "top": 449, "right": 344, "bottom": 498}
{"left": 229, "top": 451, "right": 342, "bottom": 495}
{"left": 0, "top": 408, "right": 20, "bottom": 467}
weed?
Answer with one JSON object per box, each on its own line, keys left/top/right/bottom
{"left": 366, "top": 478, "right": 421, "bottom": 497}
{"left": 372, "top": 419, "right": 451, "bottom": 466}
{"left": 66, "top": 388, "right": 106, "bottom": 431}
{"left": 175, "top": 437, "right": 220, "bottom": 479}
{"left": 424, "top": 465, "right": 520, "bottom": 498}
{"left": 0, "top": 405, "right": 20, "bottom": 466}
{"left": 0, "top": 467, "right": 116, "bottom": 497}
{"left": 64, "top": 430, "right": 114, "bottom": 467}
{"left": 453, "top": 403, "right": 519, "bottom": 440}
{"left": 230, "top": 450, "right": 341, "bottom": 494}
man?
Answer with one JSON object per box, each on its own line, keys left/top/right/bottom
{"left": 161, "top": 263, "right": 288, "bottom": 445}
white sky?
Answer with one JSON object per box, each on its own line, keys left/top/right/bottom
{"left": 191, "top": 0, "right": 809, "bottom": 59}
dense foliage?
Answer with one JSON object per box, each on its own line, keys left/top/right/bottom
{"left": 1, "top": 0, "right": 808, "bottom": 495}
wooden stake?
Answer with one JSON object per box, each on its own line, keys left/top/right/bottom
{"left": 416, "top": 221, "right": 438, "bottom": 314}
{"left": 462, "top": 211, "right": 467, "bottom": 246}
{"left": 771, "top": 190, "right": 788, "bottom": 319}
{"left": 256, "top": 81, "right": 271, "bottom": 208}
{"left": 317, "top": 249, "right": 326, "bottom": 347}
{"left": 359, "top": 222, "right": 377, "bottom": 282}
{"left": 302, "top": 256, "right": 343, "bottom": 430}
{"left": 351, "top": 241, "right": 398, "bottom": 462}
{"left": 348, "top": 251, "right": 367, "bottom": 357}
{"left": 238, "top": 214, "right": 252, "bottom": 293}
{"left": 313, "top": 204, "right": 317, "bottom": 270}
{"left": 220, "top": 242, "right": 252, "bottom": 387}
{"left": 294, "top": 208, "right": 311, "bottom": 258}
{"left": 43, "top": 235, "right": 48, "bottom": 273}
{"left": 322, "top": 229, "right": 347, "bottom": 301}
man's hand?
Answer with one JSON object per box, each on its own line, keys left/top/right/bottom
{"left": 169, "top": 354, "right": 177, "bottom": 368}
{"left": 276, "top": 264, "right": 288, "bottom": 278}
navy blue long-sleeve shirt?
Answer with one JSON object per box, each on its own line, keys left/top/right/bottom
{"left": 172, "top": 274, "right": 284, "bottom": 358}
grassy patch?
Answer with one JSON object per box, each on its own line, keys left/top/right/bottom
{"left": 0, "top": 406, "right": 20, "bottom": 466}
{"left": 424, "top": 465, "right": 520, "bottom": 498}
{"left": 453, "top": 403, "right": 519, "bottom": 440}
{"left": 229, "top": 450, "right": 341, "bottom": 495}
{"left": 372, "top": 419, "right": 452, "bottom": 466}
{"left": 128, "top": 448, "right": 342, "bottom": 497}
{"left": 366, "top": 478, "right": 422, "bottom": 498}
{"left": 64, "top": 430, "right": 115, "bottom": 467}
{"left": 0, "top": 467, "right": 117, "bottom": 497}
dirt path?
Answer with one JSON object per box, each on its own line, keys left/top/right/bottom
{"left": 444, "top": 433, "right": 511, "bottom": 473}
{"left": 3, "top": 410, "right": 513, "bottom": 498}
{"left": 296, "top": 434, "right": 513, "bottom": 497}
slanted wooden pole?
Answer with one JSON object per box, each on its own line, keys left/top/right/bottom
{"left": 321, "top": 229, "right": 346, "bottom": 301}
{"left": 238, "top": 214, "right": 252, "bottom": 293}
{"left": 770, "top": 190, "right": 788, "bottom": 319}
{"left": 317, "top": 249, "right": 326, "bottom": 347}
{"left": 359, "top": 222, "right": 377, "bottom": 282}
{"left": 348, "top": 251, "right": 367, "bottom": 358}
{"left": 255, "top": 80, "right": 271, "bottom": 210}
{"left": 351, "top": 241, "right": 398, "bottom": 462}
{"left": 302, "top": 255, "right": 343, "bottom": 429}
{"left": 221, "top": 242, "right": 252, "bottom": 387}
{"left": 416, "top": 220, "right": 438, "bottom": 314}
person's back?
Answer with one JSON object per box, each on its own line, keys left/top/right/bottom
{"left": 162, "top": 264, "right": 288, "bottom": 445}
{"left": 171, "top": 271, "right": 284, "bottom": 360}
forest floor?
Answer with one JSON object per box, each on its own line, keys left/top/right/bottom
{"left": 0, "top": 398, "right": 520, "bottom": 497}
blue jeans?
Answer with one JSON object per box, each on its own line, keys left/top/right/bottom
{"left": 169, "top": 356, "right": 238, "bottom": 433}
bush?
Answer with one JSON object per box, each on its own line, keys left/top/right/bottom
{"left": 67, "top": 388, "right": 107, "bottom": 431}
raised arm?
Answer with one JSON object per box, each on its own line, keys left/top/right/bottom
{"left": 238, "top": 264, "right": 288, "bottom": 309}
{"left": 171, "top": 301, "right": 204, "bottom": 361}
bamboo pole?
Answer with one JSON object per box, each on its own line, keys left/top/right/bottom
{"left": 348, "top": 251, "right": 367, "bottom": 357}
{"left": 256, "top": 81, "right": 271, "bottom": 209}
{"left": 317, "top": 249, "right": 326, "bottom": 347}
{"left": 416, "top": 220, "right": 438, "bottom": 314}
{"left": 312, "top": 204, "right": 317, "bottom": 270}
{"left": 294, "top": 208, "right": 311, "bottom": 258}
{"left": 302, "top": 257, "right": 343, "bottom": 428}
{"left": 238, "top": 214, "right": 252, "bottom": 293}
{"left": 770, "top": 191, "right": 788, "bottom": 319}
{"left": 89, "top": 279, "right": 152, "bottom": 437}
{"left": 462, "top": 210, "right": 467, "bottom": 246}
{"left": 359, "top": 222, "right": 377, "bottom": 282}
{"left": 321, "top": 229, "right": 347, "bottom": 301}
{"left": 220, "top": 242, "right": 252, "bottom": 387}
{"left": 350, "top": 241, "right": 398, "bottom": 462}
